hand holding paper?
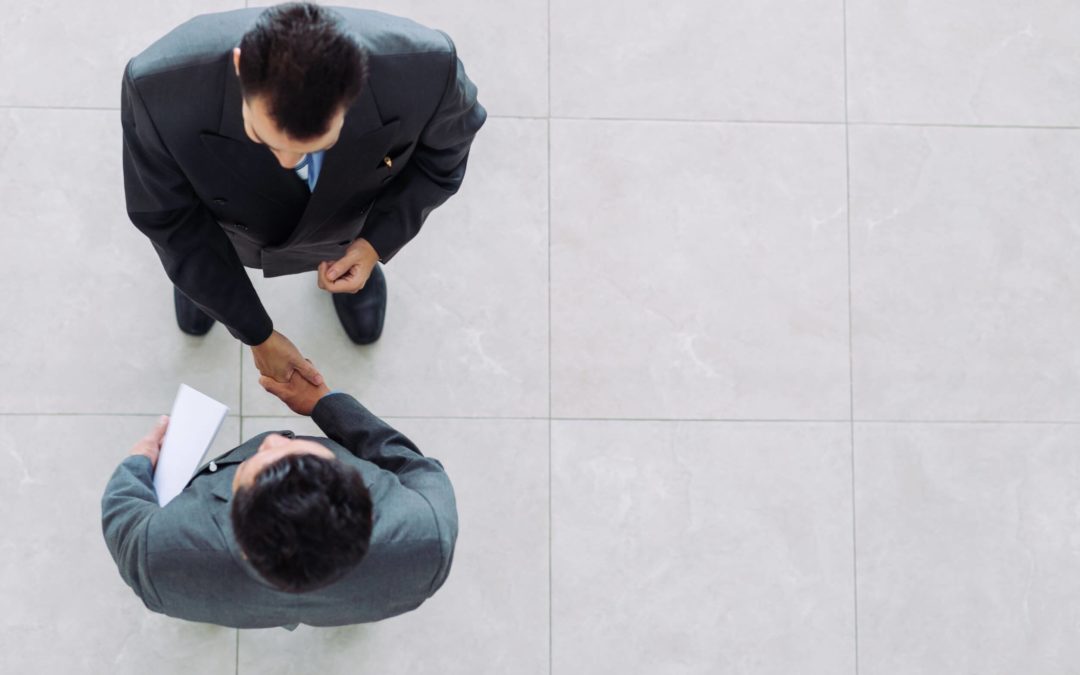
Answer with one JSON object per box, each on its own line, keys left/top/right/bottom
{"left": 153, "top": 384, "right": 229, "bottom": 506}
{"left": 129, "top": 416, "right": 170, "bottom": 468}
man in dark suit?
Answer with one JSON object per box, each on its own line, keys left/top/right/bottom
{"left": 123, "top": 3, "right": 486, "bottom": 385}
{"left": 102, "top": 375, "right": 457, "bottom": 627}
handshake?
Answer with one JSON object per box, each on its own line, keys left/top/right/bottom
{"left": 250, "top": 329, "right": 331, "bottom": 416}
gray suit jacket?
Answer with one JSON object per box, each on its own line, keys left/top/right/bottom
{"left": 101, "top": 394, "right": 457, "bottom": 629}
{"left": 122, "top": 7, "right": 486, "bottom": 345}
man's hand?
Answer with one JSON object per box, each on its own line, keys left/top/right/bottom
{"left": 318, "top": 238, "right": 379, "bottom": 294}
{"left": 259, "top": 371, "right": 332, "bottom": 416}
{"left": 130, "top": 416, "right": 169, "bottom": 469}
{"left": 252, "top": 330, "right": 324, "bottom": 386}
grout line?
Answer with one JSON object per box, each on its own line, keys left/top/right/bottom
{"left": 3, "top": 103, "right": 1080, "bottom": 132}
{"left": 841, "top": 0, "right": 860, "bottom": 671}
{"left": 238, "top": 340, "right": 244, "bottom": 423}
{"left": 546, "top": 0, "right": 554, "bottom": 672}
{"left": 849, "top": 119, "right": 1080, "bottom": 131}
{"left": 0, "top": 104, "right": 118, "bottom": 111}
{"left": 5, "top": 411, "right": 1080, "bottom": 425}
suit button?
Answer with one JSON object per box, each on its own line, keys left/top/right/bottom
{"left": 212, "top": 197, "right": 227, "bottom": 205}
{"left": 209, "top": 461, "right": 218, "bottom": 472}
{"left": 237, "top": 223, "right": 249, "bottom": 231}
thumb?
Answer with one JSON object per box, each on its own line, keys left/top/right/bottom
{"left": 297, "top": 359, "right": 324, "bottom": 386}
{"left": 327, "top": 249, "right": 361, "bottom": 281}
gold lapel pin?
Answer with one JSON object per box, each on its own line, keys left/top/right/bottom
{"left": 383, "top": 156, "right": 392, "bottom": 169}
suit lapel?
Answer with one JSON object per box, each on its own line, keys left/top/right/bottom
{"left": 281, "top": 86, "right": 400, "bottom": 245}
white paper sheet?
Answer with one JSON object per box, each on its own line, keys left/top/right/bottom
{"left": 154, "top": 384, "right": 229, "bottom": 506}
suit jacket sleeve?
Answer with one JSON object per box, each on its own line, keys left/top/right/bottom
{"left": 121, "top": 62, "right": 274, "bottom": 345}
{"left": 361, "top": 34, "right": 487, "bottom": 261}
{"left": 312, "top": 393, "right": 458, "bottom": 591}
{"left": 100, "top": 455, "right": 164, "bottom": 611}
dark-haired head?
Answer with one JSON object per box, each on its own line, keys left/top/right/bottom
{"left": 231, "top": 439, "right": 372, "bottom": 593}
{"left": 234, "top": 2, "right": 367, "bottom": 158}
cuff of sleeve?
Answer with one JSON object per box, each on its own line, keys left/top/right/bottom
{"left": 358, "top": 227, "right": 402, "bottom": 264}
{"left": 311, "top": 392, "right": 381, "bottom": 436}
{"left": 123, "top": 454, "right": 155, "bottom": 478}
{"left": 228, "top": 315, "right": 274, "bottom": 346}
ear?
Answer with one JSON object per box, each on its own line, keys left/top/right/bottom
{"left": 233, "top": 47, "right": 241, "bottom": 77}
{"left": 262, "top": 433, "right": 290, "bottom": 449}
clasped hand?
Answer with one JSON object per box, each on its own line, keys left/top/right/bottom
{"left": 259, "top": 370, "right": 331, "bottom": 416}
{"left": 251, "top": 330, "right": 323, "bottom": 386}
{"left": 318, "top": 237, "right": 379, "bottom": 294}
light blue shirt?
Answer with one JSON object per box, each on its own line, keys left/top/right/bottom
{"left": 292, "top": 151, "right": 325, "bottom": 192}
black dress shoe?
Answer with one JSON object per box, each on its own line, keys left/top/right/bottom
{"left": 333, "top": 264, "right": 387, "bottom": 345}
{"left": 173, "top": 287, "right": 215, "bottom": 336}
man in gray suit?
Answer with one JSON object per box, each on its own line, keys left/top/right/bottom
{"left": 123, "top": 3, "right": 486, "bottom": 385}
{"left": 101, "top": 376, "right": 457, "bottom": 627}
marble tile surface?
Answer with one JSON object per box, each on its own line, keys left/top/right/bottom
{"left": 847, "top": 0, "right": 1080, "bottom": 126}
{"left": 855, "top": 423, "right": 1080, "bottom": 673}
{"left": 318, "top": 0, "right": 547, "bottom": 116}
{"left": 552, "top": 420, "right": 856, "bottom": 674}
{"left": 849, "top": 125, "right": 1080, "bottom": 421}
{"left": 551, "top": 120, "right": 851, "bottom": 420}
{"left": 0, "top": 109, "right": 241, "bottom": 414}
{"left": 0, "top": 415, "right": 240, "bottom": 674}
{"left": 551, "top": 0, "right": 845, "bottom": 121}
{"left": 238, "top": 416, "right": 549, "bottom": 675}
{"left": 0, "top": 0, "right": 243, "bottom": 108}
{"left": 240, "top": 118, "right": 548, "bottom": 418}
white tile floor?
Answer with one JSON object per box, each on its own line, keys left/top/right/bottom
{"left": 1, "top": 1, "right": 1079, "bottom": 673}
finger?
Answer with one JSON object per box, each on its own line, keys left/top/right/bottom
{"left": 317, "top": 261, "right": 330, "bottom": 290}
{"left": 296, "top": 358, "right": 324, "bottom": 386}
{"left": 325, "top": 254, "right": 358, "bottom": 282}
{"left": 259, "top": 375, "right": 288, "bottom": 395}
{"left": 144, "top": 415, "right": 169, "bottom": 445}
{"left": 325, "top": 267, "right": 366, "bottom": 293}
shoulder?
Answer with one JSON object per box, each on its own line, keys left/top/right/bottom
{"left": 144, "top": 485, "right": 232, "bottom": 556}
{"left": 334, "top": 8, "right": 453, "bottom": 59}
{"left": 127, "top": 8, "right": 260, "bottom": 82}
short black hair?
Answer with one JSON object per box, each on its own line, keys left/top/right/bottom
{"left": 231, "top": 452, "right": 373, "bottom": 593}
{"left": 238, "top": 2, "right": 367, "bottom": 140}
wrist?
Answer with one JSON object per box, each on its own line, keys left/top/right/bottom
{"left": 252, "top": 330, "right": 279, "bottom": 352}
{"left": 350, "top": 237, "right": 378, "bottom": 260}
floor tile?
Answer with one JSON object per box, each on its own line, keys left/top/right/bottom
{"left": 0, "top": 0, "right": 243, "bottom": 108}
{"left": 849, "top": 125, "right": 1080, "bottom": 421}
{"left": 239, "top": 416, "right": 549, "bottom": 675}
{"left": 855, "top": 423, "right": 1080, "bottom": 673}
{"left": 551, "top": 0, "right": 845, "bottom": 121}
{"left": 240, "top": 118, "right": 548, "bottom": 418}
{"left": 551, "top": 120, "right": 850, "bottom": 420}
{"left": 322, "top": 0, "right": 546, "bottom": 117}
{"left": 847, "top": 0, "right": 1080, "bottom": 126}
{"left": 552, "top": 420, "right": 855, "bottom": 674}
{"left": 0, "top": 414, "right": 240, "bottom": 674}
{"left": 0, "top": 109, "right": 241, "bottom": 414}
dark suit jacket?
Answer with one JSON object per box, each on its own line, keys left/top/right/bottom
{"left": 122, "top": 8, "right": 486, "bottom": 344}
{"left": 101, "top": 394, "right": 458, "bottom": 628}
